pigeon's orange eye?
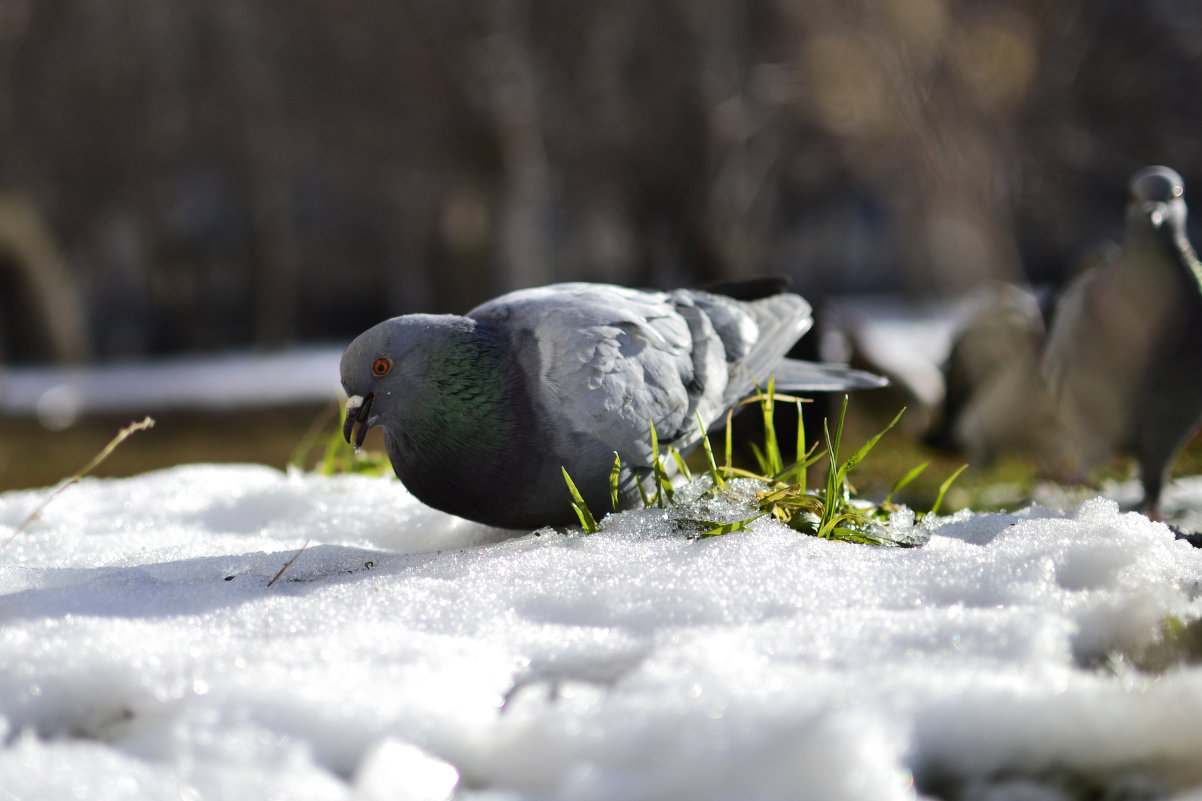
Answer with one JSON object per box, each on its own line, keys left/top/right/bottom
{"left": 372, "top": 358, "right": 391, "bottom": 376}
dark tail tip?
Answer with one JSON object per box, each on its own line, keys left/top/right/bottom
{"left": 700, "top": 275, "right": 792, "bottom": 301}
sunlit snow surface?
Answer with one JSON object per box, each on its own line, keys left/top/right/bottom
{"left": 3, "top": 466, "right": 1202, "bottom": 800}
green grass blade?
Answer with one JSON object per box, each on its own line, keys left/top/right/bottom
{"left": 831, "top": 395, "right": 848, "bottom": 454}
{"left": 884, "top": 461, "right": 929, "bottom": 506}
{"left": 748, "top": 441, "right": 771, "bottom": 477}
{"left": 929, "top": 463, "right": 969, "bottom": 517}
{"left": 772, "top": 442, "right": 824, "bottom": 484}
{"left": 759, "top": 378, "right": 782, "bottom": 477}
{"left": 757, "top": 485, "right": 800, "bottom": 507}
{"left": 656, "top": 462, "right": 675, "bottom": 505}
{"left": 828, "top": 527, "right": 891, "bottom": 546}
{"left": 637, "top": 474, "right": 652, "bottom": 507}
{"left": 723, "top": 466, "right": 775, "bottom": 481}
{"left": 697, "top": 413, "right": 726, "bottom": 490}
{"left": 724, "top": 408, "right": 734, "bottom": 474}
{"left": 793, "top": 399, "right": 806, "bottom": 487}
{"left": 818, "top": 510, "right": 868, "bottom": 540}
{"left": 670, "top": 447, "right": 692, "bottom": 482}
{"left": 609, "top": 451, "right": 622, "bottom": 512}
{"left": 694, "top": 512, "right": 767, "bottom": 538}
{"left": 762, "top": 491, "right": 824, "bottom": 516}
{"left": 570, "top": 504, "right": 595, "bottom": 532}
{"left": 648, "top": 419, "right": 663, "bottom": 507}
{"left": 819, "top": 416, "right": 841, "bottom": 532}
{"left": 828, "top": 395, "right": 849, "bottom": 484}
{"left": 561, "top": 467, "right": 599, "bottom": 533}
{"left": 647, "top": 419, "right": 675, "bottom": 507}
{"left": 776, "top": 438, "right": 825, "bottom": 472}
{"left": 838, "top": 406, "right": 905, "bottom": 478}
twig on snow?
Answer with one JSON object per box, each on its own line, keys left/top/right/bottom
{"left": 267, "top": 539, "right": 310, "bottom": 587}
{"left": 1, "top": 416, "right": 156, "bottom": 551}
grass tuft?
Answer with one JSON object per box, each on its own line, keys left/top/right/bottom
{"left": 561, "top": 384, "right": 966, "bottom": 545}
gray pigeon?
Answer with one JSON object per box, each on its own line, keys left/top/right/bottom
{"left": 928, "top": 282, "right": 1061, "bottom": 467}
{"left": 1043, "top": 166, "right": 1202, "bottom": 518}
{"left": 340, "top": 280, "right": 886, "bottom": 529}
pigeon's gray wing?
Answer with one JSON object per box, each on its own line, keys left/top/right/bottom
{"left": 469, "top": 282, "right": 809, "bottom": 468}
{"left": 470, "top": 283, "right": 697, "bottom": 467}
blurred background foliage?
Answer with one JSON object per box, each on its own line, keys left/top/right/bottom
{"left": 2, "top": 0, "right": 1201, "bottom": 498}
{"left": 1, "top": 0, "right": 1200, "bottom": 362}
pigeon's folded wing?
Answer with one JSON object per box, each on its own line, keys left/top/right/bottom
{"left": 470, "top": 283, "right": 703, "bottom": 468}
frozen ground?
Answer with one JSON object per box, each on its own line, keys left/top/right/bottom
{"left": 3, "top": 464, "right": 1202, "bottom": 800}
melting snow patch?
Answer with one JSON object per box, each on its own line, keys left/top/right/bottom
{"left": 2, "top": 465, "right": 1202, "bottom": 799}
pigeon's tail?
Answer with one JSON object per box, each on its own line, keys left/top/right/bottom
{"left": 739, "top": 292, "right": 814, "bottom": 364}
{"left": 764, "top": 359, "right": 889, "bottom": 393}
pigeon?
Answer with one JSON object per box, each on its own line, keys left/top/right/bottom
{"left": 340, "top": 280, "right": 887, "bottom": 529}
{"left": 1043, "top": 165, "right": 1202, "bottom": 518}
{"left": 927, "top": 283, "right": 1062, "bottom": 467}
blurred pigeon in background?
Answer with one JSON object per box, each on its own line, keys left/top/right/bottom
{"left": 1043, "top": 165, "right": 1202, "bottom": 518}
{"left": 927, "top": 282, "right": 1063, "bottom": 467}
{"left": 341, "top": 280, "right": 886, "bottom": 529}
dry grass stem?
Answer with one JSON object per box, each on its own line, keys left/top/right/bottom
{"left": 267, "top": 540, "right": 310, "bottom": 587}
{"left": 2, "top": 416, "right": 156, "bottom": 551}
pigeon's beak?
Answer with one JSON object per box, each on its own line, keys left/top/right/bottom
{"left": 342, "top": 392, "right": 375, "bottom": 449}
{"left": 1143, "top": 201, "right": 1168, "bottom": 229}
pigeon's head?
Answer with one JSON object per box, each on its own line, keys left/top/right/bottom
{"left": 339, "top": 314, "right": 470, "bottom": 448}
{"left": 1128, "top": 166, "right": 1187, "bottom": 234}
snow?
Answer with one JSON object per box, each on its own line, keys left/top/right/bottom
{"left": 3, "top": 464, "right": 1202, "bottom": 800}
{"left": 0, "top": 347, "right": 344, "bottom": 428}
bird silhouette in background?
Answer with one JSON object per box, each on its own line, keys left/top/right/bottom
{"left": 340, "top": 280, "right": 886, "bottom": 529}
{"left": 1043, "top": 165, "right": 1202, "bottom": 519}
{"left": 927, "top": 282, "right": 1062, "bottom": 468}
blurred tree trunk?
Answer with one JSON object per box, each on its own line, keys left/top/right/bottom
{"left": 223, "top": 1, "right": 299, "bottom": 349}
{"left": 485, "top": 0, "right": 554, "bottom": 293}
{"left": 0, "top": 194, "right": 91, "bottom": 363}
{"left": 697, "top": 2, "right": 786, "bottom": 282}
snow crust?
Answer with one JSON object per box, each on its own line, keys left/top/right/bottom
{"left": 3, "top": 465, "right": 1202, "bottom": 800}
